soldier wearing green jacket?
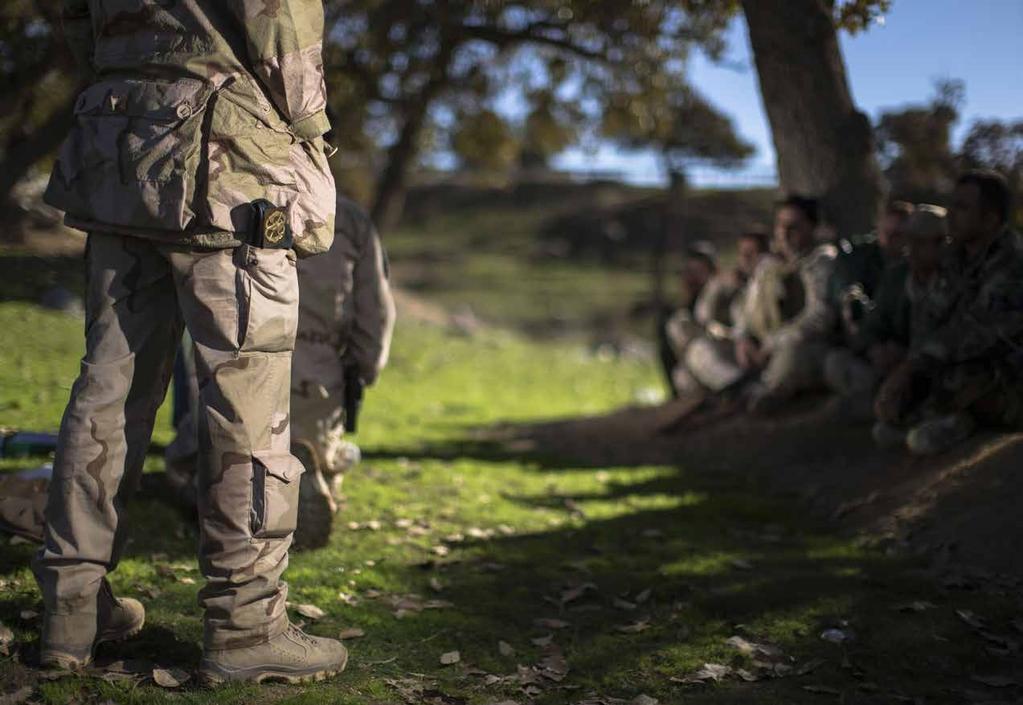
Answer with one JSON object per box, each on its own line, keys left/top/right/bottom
{"left": 34, "top": 0, "right": 346, "bottom": 685}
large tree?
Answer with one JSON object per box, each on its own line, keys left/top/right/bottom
{"left": 322, "top": 0, "right": 731, "bottom": 230}
{"left": 740, "top": 0, "right": 888, "bottom": 237}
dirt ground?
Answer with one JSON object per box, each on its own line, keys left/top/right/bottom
{"left": 477, "top": 397, "right": 1023, "bottom": 585}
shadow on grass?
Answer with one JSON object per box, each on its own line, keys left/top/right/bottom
{"left": 1, "top": 404, "right": 1018, "bottom": 703}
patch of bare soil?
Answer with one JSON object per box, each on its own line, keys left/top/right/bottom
{"left": 479, "top": 397, "right": 1023, "bottom": 581}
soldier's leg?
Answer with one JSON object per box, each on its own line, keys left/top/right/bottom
{"left": 684, "top": 336, "right": 744, "bottom": 392}
{"left": 168, "top": 244, "right": 301, "bottom": 649}
{"left": 33, "top": 233, "right": 182, "bottom": 662}
{"left": 823, "top": 348, "right": 878, "bottom": 398}
{"left": 290, "top": 390, "right": 343, "bottom": 549}
{"left": 761, "top": 340, "right": 829, "bottom": 398}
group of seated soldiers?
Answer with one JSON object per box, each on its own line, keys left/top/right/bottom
{"left": 661, "top": 169, "right": 1023, "bottom": 455}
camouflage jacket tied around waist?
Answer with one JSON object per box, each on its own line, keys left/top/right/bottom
{"left": 43, "top": 0, "right": 336, "bottom": 257}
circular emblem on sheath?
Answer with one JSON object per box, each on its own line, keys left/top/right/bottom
{"left": 264, "top": 210, "right": 287, "bottom": 244}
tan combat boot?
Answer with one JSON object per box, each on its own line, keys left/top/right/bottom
{"left": 199, "top": 624, "right": 348, "bottom": 685}
{"left": 292, "top": 441, "right": 336, "bottom": 550}
{"left": 40, "top": 579, "right": 145, "bottom": 670}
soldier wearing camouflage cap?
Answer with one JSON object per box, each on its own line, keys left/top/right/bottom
{"left": 35, "top": 0, "right": 346, "bottom": 685}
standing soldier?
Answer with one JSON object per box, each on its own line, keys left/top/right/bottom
{"left": 166, "top": 196, "right": 397, "bottom": 550}
{"left": 36, "top": 0, "right": 347, "bottom": 685}
{"left": 289, "top": 196, "right": 396, "bottom": 546}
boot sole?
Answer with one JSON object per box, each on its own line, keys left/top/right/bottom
{"left": 199, "top": 649, "right": 348, "bottom": 686}
{"left": 40, "top": 617, "right": 145, "bottom": 671}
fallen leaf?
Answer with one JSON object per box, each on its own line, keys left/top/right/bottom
{"left": 560, "top": 582, "right": 597, "bottom": 604}
{"left": 365, "top": 520, "right": 382, "bottom": 531}
{"left": 439, "top": 651, "right": 460, "bottom": 666}
{"left": 730, "top": 559, "right": 753, "bottom": 570}
{"left": 957, "top": 609, "right": 986, "bottom": 629}
{"left": 152, "top": 667, "right": 190, "bottom": 688}
{"left": 534, "top": 618, "right": 570, "bottom": 630}
{"left": 531, "top": 634, "right": 554, "bottom": 647}
{"left": 725, "top": 635, "right": 784, "bottom": 661}
{"left": 674, "top": 662, "right": 731, "bottom": 683}
{"left": 423, "top": 600, "right": 454, "bottom": 610}
{"left": 613, "top": 598, "right": 637, "bottom": 611}
{"left": 634, "top": 589, "right": 652, "bottom": 604}
{"left": 431, "top": 545, "right": 450, "bottom": 557}
{"left": 296, "top": 603, "right": 325, "bottom": 620}
{"left": 18, "top": 610, "right": 36, "bottom": 621}
{"left": 498, "top": 640, "right": 515, "bottom": 657}
{"left": 429, "top": 577, "right": 444, "bottom": 592}
{"left": 631, "top": 696, "right": 658, "bottom": 705}
{"left": 339, "top": 628, "right": 365, "bottom": 640}
{"left": 337, "top": 592, "right": 359, "bottom": 606}
{"left": 617, "top": 620, "right": 651, "bottom": 634}
{"left": 820, "top": 628, "right": 851, "bottom": 644}
{"left": 178, "top": 576, "right": 196, "bottom": 585}
{"left": 736, "top": 668, "right": 759, "bottom": 682}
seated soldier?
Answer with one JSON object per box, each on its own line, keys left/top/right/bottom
{"left": 166, "top": 195, "right": 396, "bottom": 547}
{"left": 733, "top": 195, "right": 838, "bottom": 412}
{"left": 825, "top": 205, "right": 947, "bottom": 413}
{"left": 830, "top": 200, "right": 914, "bottom": 343}
{"left": 657, "top": 241, "right": 719, "bottom": 397}
{"left": 873, "top": 171, "right": 1023, "bottom": 454}
{"left": 666, "top": 232, "right": 770, "bottom": 395}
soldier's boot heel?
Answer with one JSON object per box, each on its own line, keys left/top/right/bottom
{"left": 40, "top": 579, "right": 145, "bottom": 670}
{"left": 292, "top": 441, "right": 335, "bottom": 550}
{"left": 199, "top": 624, "right": 348, "bottom": 686}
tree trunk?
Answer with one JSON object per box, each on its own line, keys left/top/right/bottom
{"left": 741, "top": 0, "right": 883, "bottom": 238}
{"left": 370, "top": 45, "right": 455, "bottom": 233}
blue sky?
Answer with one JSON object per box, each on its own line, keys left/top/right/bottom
{"left": 553, "top": 0, "right": 1023, "bottom": 188}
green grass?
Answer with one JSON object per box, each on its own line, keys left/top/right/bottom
{"left": 0, "top": 299, "right": 1014, "bottom": 704}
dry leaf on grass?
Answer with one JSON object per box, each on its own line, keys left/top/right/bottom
{"left": 894, "top": 601, "right": 935, "bottom": 613}
{"left": 498, "top": 641, "right": 515, "bottom": 656}
{"left": 730, "top": 559, "right": 753, "bottom": 570}
{"left": 673, "top": 662, "right": 732, "bottom": 684}
{"left": 152, "top": 667, "right": 190, "bottom": 688}
{"left": 339, "top": 628, "right": 365, "bottom": 640}
{"left": 957, "top": 609, "right": 986, "bottom": 630}
{"left": 616, "top": 620, "right": 651, "bottom": 634}
{"left": 295, "top": 603, "right": 325, "bottom": 620}
{"left": 631, "top": 696, "right": 658, "bottom": 705}
{"left": 534, "top": 618, "right": 570, "bottom": 630}
{"left": 429, "top": 577, "right": 444, "bottom": 592}
{"left": 802, "top": 685, "right": 841, "bottom": 696}
{"left": 18, "top": 610, "right": 37, "bottom": 621}
{"left": 0, "top": 624, "right": 13, "bottom": 656}
{"left": 725, "top": 635, "right": 784, "bottom": 661}
{"left": 531, "top": 634, "right": 554, "bottom": 647}
{"left": 439, "top": 650, "right": 461, "bottom": 665}
{"left": 559, "top": 582, "right": 597, "bottom": 605}
{"left": 634, "top": 589, "right": 652, "bottom": 604}
{"left": 613, "top": 598, "right": 637, "bottom": 611}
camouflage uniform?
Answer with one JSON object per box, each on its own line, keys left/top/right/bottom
{"left": 35, "top": 0, "right": 335, "bottom": 654}
{"left": 291, "top": 197, "right": 396, "bottom": 480}
{"left": 907, "top": 229, "right": 1023, "bottom": 428}
{"left": 665, "top": 272, "right": 748, "bottom": 393}
{"left": 168, "top": 197, "right": 396, "bottom": 491}
{"left": 736, "top": 245, "right": 838, "bottom": 399}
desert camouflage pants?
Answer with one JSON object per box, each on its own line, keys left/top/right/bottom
{"left": 33, "top": 232, "right": 302, "bottom": 650}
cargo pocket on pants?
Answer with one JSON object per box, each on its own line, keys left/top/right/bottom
{"left": 250, "top": 451, "right": 304, "bottom": 539}
{"left": 237, "top": 245, "right": 298, "bottom": 353}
